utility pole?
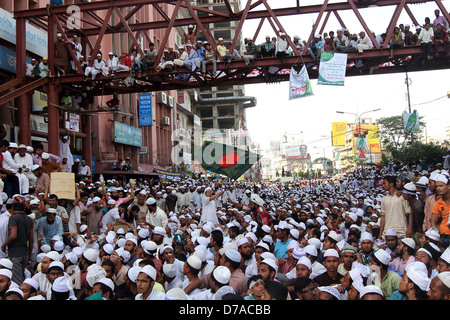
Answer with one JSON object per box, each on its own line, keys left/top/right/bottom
{"left": 405, "top": 72, "right": 414, "bottom": 143}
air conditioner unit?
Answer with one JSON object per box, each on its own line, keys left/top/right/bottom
{"left": 162, "top": 116, "right": 170, "bottom": 126}
{"left": 157, "top": 92, "right": 167, "bottom": 105}
{"left": 168, "top": 96, "right": 174, "bottom": 108}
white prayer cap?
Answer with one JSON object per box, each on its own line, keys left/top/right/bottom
{"left": 355, "top": 208, "right": 365, "bottom": 217}
{"left": 31, "top": 164, "right": 40, "bottom": 171}
{"left": 146, "top": 197, "right": 156, "bottom": 205}
{"left": 224, "top": 249, "right": 241, "bottom": 263}
{"left": 405, "top": 261, "right": 429, "bottom": 291}
{"left": 318, "top": 286, "right": 340, "bottom": 300}
{"left": 360, "top": 232, "right": 373, "bottom": 243}
{"left": 188, "top": 24, "right": 194, "bottom": 28}
{"left": 153, "top": 226, "right": 166, "bottom": 236}
{"left": 255, "top": 242, "right": 269, "bottom": 252}
{"left": 187, "top": 255, "right": 202, "bottom": 270}
{"left": 385, "top": 228, "right": 398, "bottom": 237}
{"left": 162, "top": 263, "right": 177, "bottom": 278}
{"left": 102, "top": 243, "right": 114, "bottom": 255}
{"left": 401, "top": 237, "right": 416, "bottom": 250}
{"left": 64, "top": 252, "right": 78, "bottom": 265}
{"left": 402, "top": 182, "right": 416, "bottom": 195}
{"left": 107, "top": 199, "right": 116, "bottom": 205}
{"left": 260, "top": 252, "right": 276, "bottom": 262}
{"left": 348, "top": 212, "right": 358, "bottom": 222}
{"left": 323, "top": 249, "right": 340, "bottom": 259}
{"left": 54, "top": 241, "right": 64, "bottom": 252}
{"left": 0, "top": 258, "right": 13, "bottom": 270}
{"left": 440, "top": 247, "right": 450, "bottom": 264}
{"left": 304, "top": 244, "right": 318, "bottom": 257}
{"left": 72, "top": 247, "right": 83, "bottom": 258}
{"left": 49, "top": 261, "right": 64, "bottom": 271}
{"left": 36, "top": 253, "right": 46, "bottom": 263}
{"left": 290, "top": 229, "right": 300, "bottom": 240}
{"left": 138, "top": 228, "right": 150, "bottom": 239}
{"left": 327, "top": 230, "right": 341, "bottom": 243}
{"left": 296, "top": 256, "right": 312, "bottom": 270}
{"left": 0, "top": 269, "right": 12, "bottom": 279}
{"left": 293, "top": 34, "right": 300, "bottom": 39}
{"left": 374, "top": 248, "right": 392, "bottom": 265}
{"left": 236, "top": 237, "right": 249, "bottom": 247}
{"left": 92, "top": 196, "right": 101, "bottom": 203}
{"left": 6, "top": 288, "right": 24, "bottom": 298}
{"left": 83, "top": 248, "right": 99, "bottom": 263}
{"left": 140, "top": 265, "right": 157, "bottom": 281}
{"left": 95, "top": 277, "right": 115, "bottom": 291}
{"left": 117, "top": 238, "right": 127, "bottom": 248}
{"left": 435, "top": 174, "right": 448, "bottom": 184}
{"left": 360, "top": 285, "right": 384, "bottom": 298}
{"left": 261, "top": 258, "right": 278, "bottom": 272}
{"left": 165, "top": 288, "right": 187, "bottom": 300}
{"left": 217, "top": 37, "right": 224, "bottom": 41}
{"left": 416, "top": 176, "right": 429, "bottom": 186}
{"left": 45, "top": 251, "right": 61, "bottom": 262}
{"left": 23, "top": 278, "right": 39, "bottom": 291}
{"left": 437, "top": 272, "right": 450, "bottom": 289}
{"left": 279, "top": 32, "right": 286, "bottom": 36}
{"left": 26, "top": 146, "right": 34, "bottom": 152}
{"left": 213, "top": 266, "right": 231, "bottom": 285}
{"left": 52, "top": 276, "right": 70, "bottom": 293}
{"left": 80, "top": 224, "right": 88, "bottom": 233}
{"left": 56, "top": 33, "right": 62, "bottom": 37}
{"left": 308, "top": 238, "right": 322, "bottom": 250}
{"left": 127, "top": 266, "right": 141, "bottom": 283}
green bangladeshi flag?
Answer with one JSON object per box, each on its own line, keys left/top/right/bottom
{"left": 194, "top": 141, "right": 261, "bottom": 180}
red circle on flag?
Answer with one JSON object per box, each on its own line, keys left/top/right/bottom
{"left": 218, "top": 152, "right": 239, "bottom": 167}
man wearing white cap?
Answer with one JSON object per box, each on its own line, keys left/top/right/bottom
{"left": 388, "top": 261, "right": 429, "bottom": 300}
{"left": 145, "top": 197, "right": 168, "bottom": 229}
{"left": 14, "top": 144, "right": 36, "bottom": 189}
{"left": 423, "top": 171, "right": 440, "bottom": 231}
{"left": 19, "top": 278, "right": 40, "bottom": 300}
{"left": 389, "top": 237, "right": 416, "bottom": 275}
{"left": 370, "top": 248, "right": 401, "bottom": 299}
{"left": 136, "top": 264, "right": 165, "bottom": 300}
{"left": 431, "top": 174, "right": 450, "bottom": 245}
{"left": 313, "top": 249, "right": 343, "bottom": 287}
{"left": 84, "top": 53, "right": 108, "bottom": 81}
{"left": 188, "top": 266, "right": 231, "bottom": 300}
{"left": 427, "top": 271, "right": 450, "bottom": 300}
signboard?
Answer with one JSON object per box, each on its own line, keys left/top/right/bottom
{"left": 0, "top": 45, "right": 32, "bottom": 73}
{"left": 331, "top": 122, "right": 348, "bottom": 146}
{"left": 0, "top": 8, "right": 48, "bottom": 58}
{"left": 153, "top": 168, "right": 182, "bottom": 181}
{"left": 285, "top": 145, "right": 308, "bottom": 158}
{"left": 288, "top": 65, "right": 313, "bottom": 100}
{"left": 101, "top": 152, "right": 118, "bottom": 163}
{"left": 355, "top": 124, "right": 381, "bottom": 153}
{"left": 403, "top": 110, "right": 420, "bottom": 134}
{"left": 139, "top": 146, "right": 148, "bottom": 155}
{"left": 67, "top": 113, "right": 80, "bottom": 132}
{"left": 318, "top": 52, "right": 348, "bottom": 86}
{"left": 358, "top": 149, "right": 367, "bottom": 161}
{"left": 113, "top": 121, "right": 142, "bottom": 147}
{"left": 50, "top": 172, "right": 76, "bottom": 200}
{"left": 138, "top": 94, "right": 153, "bottom": 126}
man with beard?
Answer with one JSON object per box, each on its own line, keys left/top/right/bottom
{"left": 14, "top": 144, "right": 36, "bottom": 188}
{"left": 85, "top": 196, "right": 103, "bottom": 235}
{"left": 155, "top": 192, "right": 165, "bottom": 211}
{"left": 108, "top": 185, "right": 135, "bottom": 207}
{"left": 145, "top": 198, "right": 168, "bottom": 229}
{"left": 132, "top": 190, "right": 148, "bottom": 222}
{"left": 165, "top": 189, "right": 178, "bottom": 213}
{"left": 37, "top": 208, "right": 63, "bottom": 247}
{"left": 389, "top": 238, "right": 416, "bottom": 275}
{"left": 237, "top": 237, "right": 255, "bottom": 273}
{"left": 176, "top": 186, "right": 190, "bottom": 212}
{"left": 0, "top": 269, "right": 12, "bottom": 298}
{"left": 31, "top": 251, "right": 60, "bottom": 297}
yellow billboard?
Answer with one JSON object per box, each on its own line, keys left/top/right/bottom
{"left": 331, "top": 121, "right": 347, "bottom": 146}
{"left": 363, "top": 124, "right": 381, "bottom": 153}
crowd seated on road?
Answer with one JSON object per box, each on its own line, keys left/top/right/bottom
{"left": 24, "top": 9, "right": 449, "bottom": 84}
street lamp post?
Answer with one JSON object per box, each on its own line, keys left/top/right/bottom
{"left": 336, "top": 108, "right": 381, "bottom": 173}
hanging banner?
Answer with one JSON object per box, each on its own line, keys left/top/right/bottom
{"left": 289, "top": 65, "right": 313, "bottom": 100}
{"left": 403, "top": 110, "right": 420, "bottom": 134}
{"left": 318, "top": 52, "right": 348, "bottom": 86}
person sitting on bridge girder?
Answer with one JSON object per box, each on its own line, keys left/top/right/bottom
{"left": 390, "top": 27, "right": 405, "bottom": 59}
{"left": 433, "top": 23, "right": 450, "bottom": 58}
{"left": 243, "top": 38, "right": 257, "bottom": 66}
{"left": 107, "top": 52, "right": 119, "bottom": 76}
{"left": 155, "top": 46, "right": 177, "bottom": 73}
{"left": 258, "top": 36, "right": 275, "bottom": 58}
{"left": 276, "top": 32, "right": 290, "bottom": 58}
{"left": 418, "top": 22, "right": 434, "bottom": 61}
{"left": 293, "top": 35, "right": 305, "bottom": 55}
{"left": 183, "top": 43, "right": 201, "bottom": 72}
{"left": 356, "top": 31, "right": 374, "bottom": 54}
{"left": 202, "top": 43, "right": 217, "bottom": 78}
{"left": 307, "top": 34, "right": 322, "bottom": 61}
{"left": 130, "top": 49, "right": 143, "bottom": 78}
{"left": 142, "top": 43, "right": 157, "bottom": 72}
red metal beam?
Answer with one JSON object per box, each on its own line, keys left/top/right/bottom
{"left": 88, "top": 7, "right": 113, "bottom": 67}
{"left": 154, "top": 0, "right": 183, "bottom": 66}
{"left": 384, "top": 0, "right": 408, "bottom": 49}
{"left": 435, "top": 0, "right": 450, "bottom": 28}
{"left": 229, "top": 0, "right": 253, "bottom": 55}
{"left": 333, "top": 10, "right": 347, "bottom": 30}
{"left": 404, "top": 4, "right": 419, "bottom": 27}
{"left": 347, "top": 0, "right": 380, "bottom": 49}
{"left": 54, "top": 16, "right": 84, "bottom": 73}
{"left": 114, "top": 7, "right": 146, "bottom": 58}
{"left": 253, "top": 17, "right": 266, "bottom": 43}
{"left": 303, "top": 0, "right": 329, "bottom": 55}
{"left": 319, "top": 11, "right": 332, "bottom": 35}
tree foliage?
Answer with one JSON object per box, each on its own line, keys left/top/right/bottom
{"left": 376, "top": 115, "right": 425, "bottom": 151}
{"left": 389, "top": 142, "right": 447, "bottom": 166}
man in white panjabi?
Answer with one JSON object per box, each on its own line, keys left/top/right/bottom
{"left": 84, "top": 54, "right": 108, "bottom": 80}
{"left": 59, "top": 136, "right": 73, "bottom": 173}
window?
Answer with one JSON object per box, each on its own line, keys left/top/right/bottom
{"left": 200, "top": 108, "right": 213, "bottom": 118}
{"left": 218, "top": 106, "right": 234, "bottom": 117}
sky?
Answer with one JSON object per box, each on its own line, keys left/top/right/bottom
{"left": 240, "top": 0, "right": 450, "bottom": 160}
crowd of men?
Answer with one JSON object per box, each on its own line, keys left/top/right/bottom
{"left": 0, "top": 136, "right": 449, "bottom": 301}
